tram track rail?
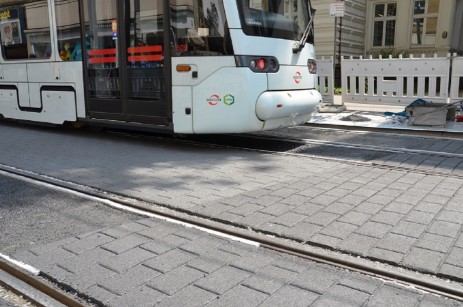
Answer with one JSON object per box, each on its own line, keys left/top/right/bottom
{"left": 0, "top": 256, "right": 85, "bottom": 307}
{"left": 1, "top": 165, "right": 463, "bottom": 303}
{"left": 104, "top": 128, "right": 463, "bottom": 179}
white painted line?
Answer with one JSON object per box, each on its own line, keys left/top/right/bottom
{"left": 0, "top": 168, "right": 260, "bottom": 248}
{"left": 0, "top": 253, "right": 40, "bottom": 276}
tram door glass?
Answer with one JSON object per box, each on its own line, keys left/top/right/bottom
{"left": 86, "top": 0, "right": 121, "bottom": 100}
{"left": 85, "top": 0, "right": 167, "bottom": 120}
{"left": 127, "top": 0, "right": 165, "bottom": 103}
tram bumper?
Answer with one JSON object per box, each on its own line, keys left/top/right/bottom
{"left": 256, "top": 89, "right": 322, "bottom": 121}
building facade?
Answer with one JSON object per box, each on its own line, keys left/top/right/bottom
{"left": 312, "top": 0, "right": 463, "bottom": 59}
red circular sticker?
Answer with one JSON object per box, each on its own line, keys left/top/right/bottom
{"left": 293, "top": 71, "right": 302, "bottom": 84}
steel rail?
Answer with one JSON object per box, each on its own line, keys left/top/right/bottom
{"left": 1, "top": 166, "right": 463, "bottom": 303}
{"left": 105, "top": 129, "right": 463, "bottom": 179}
{"left": 0, "top": 259, "right": 85, "bottom": 307}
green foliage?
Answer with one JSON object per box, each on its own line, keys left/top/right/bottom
{"left": 369, "top": 48, "right": 410, "bottom": 59}
{"left": 334, "top": 87, "right": 342, "bottom": 95}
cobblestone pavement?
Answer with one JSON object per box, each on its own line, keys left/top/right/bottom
{"left": 11, "top": 218, "right": 463, "bottom": 306}
{"left": 0, "top": 122, "right": 462, "bottom": 285}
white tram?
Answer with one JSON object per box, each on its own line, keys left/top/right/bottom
{"left": 0, "top": 0, "right": 321, "bottom": 134}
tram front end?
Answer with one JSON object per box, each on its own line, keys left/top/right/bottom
{"left": 171, "top": 0, "right": 321, "bottom": 134}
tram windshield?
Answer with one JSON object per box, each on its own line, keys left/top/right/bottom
{"left": 237, "top": 0, "right": 314, "bottom": 42}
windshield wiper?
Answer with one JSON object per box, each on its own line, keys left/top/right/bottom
{"left": 292, "top": 4, "right": 315, "bottom": 53}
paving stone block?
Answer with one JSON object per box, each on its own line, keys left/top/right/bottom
{"left": 384, "top": 202, "right": 414, "bottom": 214}
{"left": 252, "top": 195, "right": 283, "bottom": 206}
{"left": 259, "top": 203, "right": 294, "bottom": 216}
{"left": 85, "top": 284, "right": 119, "bottom": 306}
{"left": 437, "top": 210, "right": 463, "bottom": 225}
{"left": 310, "top": 233, "right": 342, "bottom": 247}
{"left": 377, "top": 187, "right": 403, "bottom": 198}
{"left": 268, "top": 212, "right": 307, "bottom": 227}
{"left": 376, "top": 233, "right": 416, "bottom": 254}
{"left": 63, "top": 233, "right": 114, "bottom": 255}
{"left": 238, "top": 212, "right": 275, "bottom": 227}
{"left": 338, "top": 211, "right": 372, "bottom": 226}
{"left": 269, "top": 187, "right": 299, "bottom": 198}
{"left": 304, "top": 211, "right": 340, "bottom": 226}
{"left": 212, "top": 285, "right": 270, "bottom": 306}
{"left": 353, "top": 202, "right": 384, "bottom": 215}
{"left": 419, "top": 293, "right": 463, "bottom": 307}
{"left": 102, "top": 233, "right": 152, "bottom": 254}
{"left": 446, "top": 200, "right": 463, "bottom": 213}
{"left": 337, "top": 194, "right": 368, "bottom": 206}
{"left": 456, "top": 233, "right": 463, "bottom": 248}
{"left": 194, "top": 266, "right": 251, "bottom": 295}
{"left": 291, "top": 265, "right": 343, "bottom": 294}
{"left": 404, "top": 210, "right": 436, "bottom": 225}
{"left": 319, "top": 221, "right": 358, "bottom": 239}
{"left": 27, "top": 237, "right": 78, "bottom": 256}
{"left": 230, "top": 250, "right": 278, "bottom": 273}
{"left": 215, "top": 211, "right": 243, "bottom": 223}
{"left": 258, "top": 222, "right": 288, "bottom": 235}
{"left": 251, "top": 263, "right": 300, "bottom": 285}
{"left": 148, "top": 265, "right": 205, "bottom": 295}
{"left": 179, "top": 236, "right": 226, "bottom": 256}
{"left": 228, "top": 203, "right": 263, "bottom": 216}
{"left": 291, "top": 202, "right": 324, "bottom": 216}
{"left": 414, "top": 201, "right": 444, "bottom": 214}
{"left": 351, "top": 187, "right": 378, "bottom": 198}
{"left": 403, "top": 247, "right": 445, "bottom": 273}
{"left": 339, "top": 273, "right": 383, "bottom": 294}
{"left": 445, "top": 247, "right": 463, "bottom": 267}
{"left": 143, "top": 249, "right": 197, "bottom": 273}
{"left": 369, "top": 248, "right": 404, "bottom": 263}
{"left": 312, "top": 284, "right": 371, "bottom": 307}
{"left": 297, "top": 187, "right": 326, "bottom": 198}
{"left": 100, "top": 248, "right": 156, "bottom": 274}
{"left": 337, "top": 182, "right": 364, "bottom": 191}
{"left": 323, "top": 202, "right": 354, "bottom": 215}
{"left": 355, "top": 221, "right": 392, "bottom": 239}
{"left": 241, "top": 275, "right": 286, "bottom": 295}
{"left": 99, "top": 264, "right": 161, "bottom": 295}
{"left": 282, "top": 222, "right": 323, "bottom": 241}
{"left": 371, "top": 211, "right": 404, "bottom": 225}
{"left": 387, "top": 182, "right": 412, "bottom": 191}
{"left": 416, "top": 233, "right": 454, "bottom": 254}
{"left": 439, "top": 263, "right": 463, "bottom": 280}
{"left": 391, "top": 221, "right": 427, "bottom": 238}
{"left": 62, "top": 263, "right": 117, "bottom": 291}
{"left": 259, "top": 285, "right": 318, "bottom": 307}
{"left": 109, "top": 285, "right": 165, "bottom": 307}
{"left": 366, "top": 284, "right": 421, "bottom": 307}
{"left": 338, "top": 233, "right": 378, "bottom": 256}
{"left": 428, "top": 221, "right": 461, "bottom": 238}
{"left": 422, "top": 194, "right": 451, "bottom": 205}
{"left": 26, "top": 247, "right": 76, "bottom": 270}
{"left": 57, "top": 247, "right": 115, "bottom": 273}
{"left": 100, "top": 221, "right": 149, "bottom": 239}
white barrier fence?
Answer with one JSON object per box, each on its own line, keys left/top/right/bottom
{"left": 318, "top": 54, "right": 463, "bottom": 107}
{"left": 317, "top": 56, "right": 335, "bottom": 103}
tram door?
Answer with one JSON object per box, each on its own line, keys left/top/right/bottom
{"left": 84, "top": 0, "right": 169, "bottom": 125}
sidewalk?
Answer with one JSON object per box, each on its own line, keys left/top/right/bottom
{"left": 0, "top": 121, "right": 463, "bottom": 304}
{"left": 310, "top": 96, "right": 463, "bottom": 135}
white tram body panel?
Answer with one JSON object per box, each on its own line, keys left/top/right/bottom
{"left": 0, "top": 61, "right": 84, "bottom": 124}
{"left": 0, "top": 0, "right": 320, "bottom": 134}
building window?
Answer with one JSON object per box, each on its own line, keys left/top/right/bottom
{"left": 0, "top": 0, "right": 51, "bottom": 60}
{"left": 372, "top": 3, "right": 396, "bottom": 47}
{"left": 412, "top": 0, "right": 439, "bottom": 46}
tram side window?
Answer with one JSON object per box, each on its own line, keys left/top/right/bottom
{"left": 55, "top": 0, "right": 82, "bottom": 61}
{"left": 0, "top": 1, "right": 52, "bottom": 60}
{"left": 169, "top": 0, "right": 233, "bottom": 56}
